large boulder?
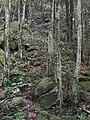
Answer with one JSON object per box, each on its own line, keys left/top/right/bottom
{"left": 35, "top": 77, "right": 55, "bottom": 96}
{"left": 39, "top": 88, "right": 57, "bottom": 109}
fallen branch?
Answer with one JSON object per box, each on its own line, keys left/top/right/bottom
{"left": 80, "top": 106, "right": 90, "bottom": 114}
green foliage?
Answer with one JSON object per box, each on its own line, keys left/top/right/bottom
{"left": 37, "top": 110, "right": 61, "bottom": 120}
{"left": 4, "top": 67, "right": 26, "bottom": 94}
{"left": 5, "top": 81, "right": 27, "bottom": 94}
{"left": 80, "top": 70, "right": 90, "bottom": 76}
{"left": 77, "top": 114, "right": 86, "bottom": 120}
{"left": 79, "top": 76, "right": 90, "bottom": 82}
{"left": 79, "top": 81, "right": 90, "bottom": 91}
{"left": 76, "top": 113, "right": 90, "bottom": 120}
{"left": 15, "top": 111, "right": 25, "bottom": 120}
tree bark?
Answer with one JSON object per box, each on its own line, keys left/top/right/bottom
{"left": 51, "top": 0, "right": 55, "bottom": 41}
{"left": 73, "top": 0, "right": 82, "bottom": 101}
{"left": 18, "top": 0, "right": 22, "bottom": 58}
{"left": 4, "top": 0, "right": 10, "bottom": 81}
{"left": 47, "top": 0, "right": 55, "bottom": 79}
{"left": 57, "top": 0, "right": 63, "bottom": 110}
{"left": 65, "top": 0, "right": 70, "bottom": 43}
{"left": 70, "top": 0, "right": 74, "bottom": 43}
{"left": 81, "top": 0, "right": 84, "bottom": 62}
{"left": 22, "top": 1, "right": 26, "bottom": 22}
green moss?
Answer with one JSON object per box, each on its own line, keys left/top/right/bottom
{"left": 35, "top": 77, "right": 55, "bottom": 95}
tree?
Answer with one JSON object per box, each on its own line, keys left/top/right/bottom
{"left": 3, "top": 0, "right": 11, "bottom": 81}
{"left": 57, "top": 0, "right": 62, "bottom": 110}
{"left": 70, "top": 0, "right": 74, "bottom": 43}
{"left": 18, "top": 0, "right": 23, "bottom": 58}
{"left": 73, "top": 0, "right": 82, "bottom": 101}
{"left": 47, "top": 0, "right": 55, "bottom": 80}
{"left": 22, "top": 0, "right": 26, "bottom": 22}
{"left": 65, "top": 0, "right": 70, "bottom": 43}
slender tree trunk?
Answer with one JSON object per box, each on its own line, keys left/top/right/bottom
{"left": 4, "top": 0, "right": 10, "bottom": 81}
{"left": 12, "top": 0, "right": 18, "bottom": 21}
{"left": 28, "top": 1, "right": 32, "bottom": 26}
{"left": 73, "top": 0, "right": 82, "bottom": 101}
{"left": 47, "top": 31, "right": 54, "bottom": 77}
{"left": 18, "top": 0, "right": 22, "bottom": 58}
{"left": 47, "top": 0, "right": 56, "bottom": 80}
{"left": 51, "top": 0, "right": 58, "bottom": 83}
{"left": 81, "top": 0, "right": 84, "bottom": 62}
{"left": 48, "top": 31, "right": 54, "bottom": 56}
{"left": 22, "top": 1, "right": 26, "bottom": 22}
{"left": 65, "top": 0, "right": 70, "bottom": 43}
{"left": 70, "top": 0, "right": 74, "bottom": 43}
{"left": 57, "top": 1, "right": 62, "bottom": 110}
{"left": 51, "top": 0, "right": 55, "bottom": 41}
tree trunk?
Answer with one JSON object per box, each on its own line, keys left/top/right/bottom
{"left": 70, "top": 0, "right": 74, "bottom": 43}
{"left": 22, "top": 1, "right": 26, "bottom": 22}
{"left": 57, "top": 0, "right": 63, "bottom": 111}
{"left": 51, "top": 0, "right": 55, "bottom": 41}
{"left": 65, "top": 0, "right": 70, "bottom": 43}
{"left": 73, "top": 0, "right": 82, "bottom": 101}
{"left": 28, "top": 1, "right": 32, "bottom": 26}
{"left": 47, "top": 31, "right": 54, "bottom": 77}
{"left": 81, "top": 0, "right": 84, "bottom": 62}
{"left": 47, "top": 0, "right": 56, "bottom": 79}
{"left": 18, "top": 0, "right": 22, "bottom": 58}
{"left": 4, "top": 0, "right": 10, "bottom": 82}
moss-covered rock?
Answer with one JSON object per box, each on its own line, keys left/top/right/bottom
{"left": 39, "top": 88, "right": 57, "bottom": 109}
{"left": 35, "top": 77, "right": 55, "bottom": 96}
